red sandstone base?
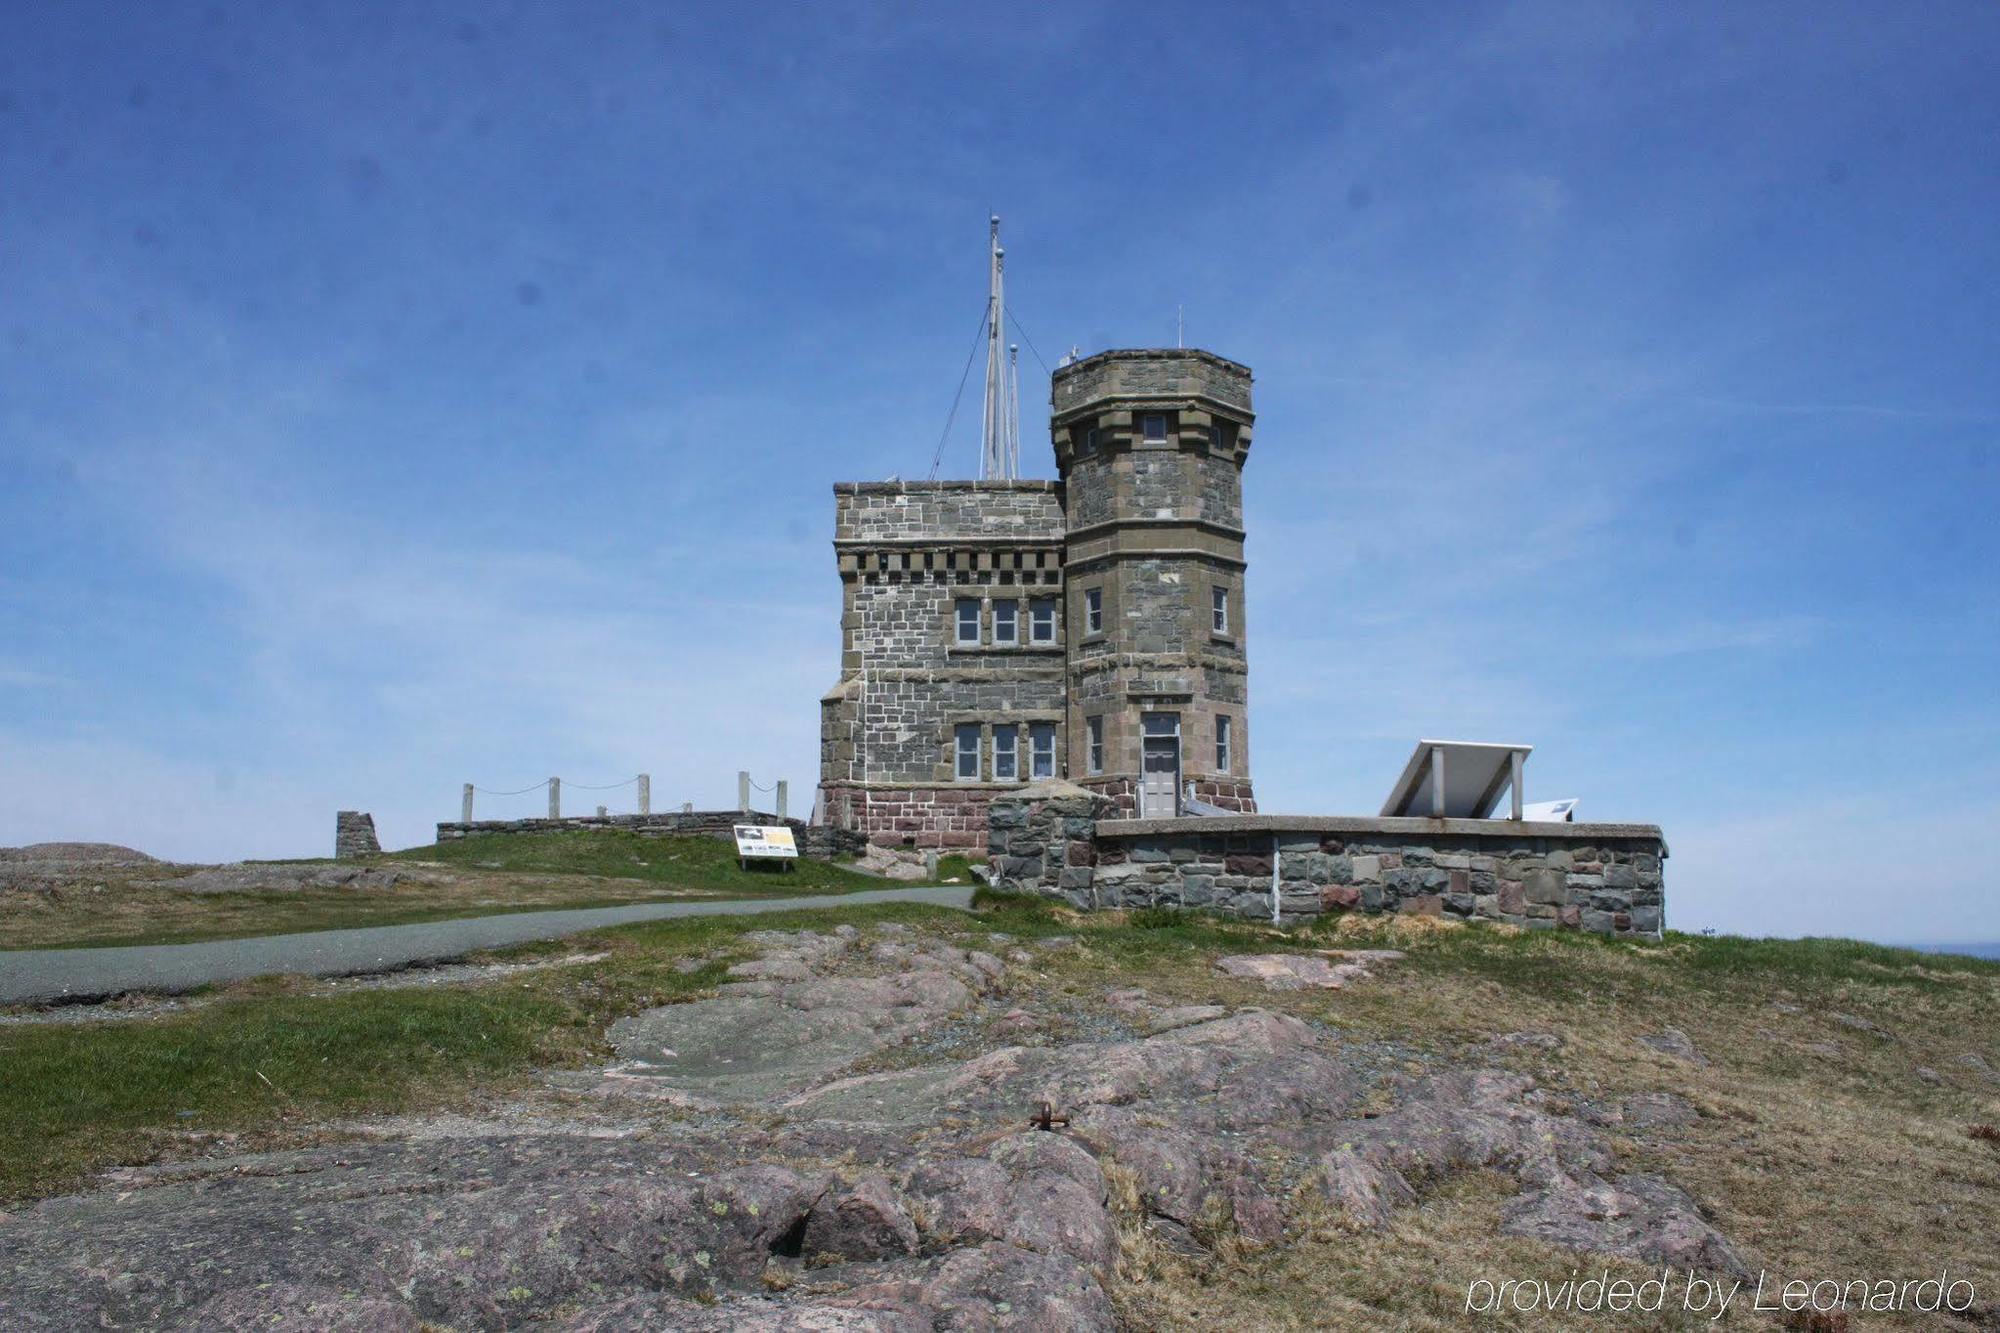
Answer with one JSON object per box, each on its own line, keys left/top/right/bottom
{"left": 820, "top": 779, "right": 1256, "bottom": 847}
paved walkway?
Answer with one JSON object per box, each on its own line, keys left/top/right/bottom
{"left": 0, "top": 886, "right": 975, "bottom": 1006}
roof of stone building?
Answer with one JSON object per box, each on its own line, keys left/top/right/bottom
{"left": 1052, "top": 346, "right": 1252, "bottom": 378}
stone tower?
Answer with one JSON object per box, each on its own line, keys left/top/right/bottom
{"left": 818, "top": 346, "right": 1257, "bottom": 849}
{"left": 1050, "top": 349, "right": 1256, "bottom": 817}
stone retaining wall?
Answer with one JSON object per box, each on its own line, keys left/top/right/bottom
{"left": 986, "top": 784, "right": 1665, "bottom": 939}
{"left": 432, "top": 811, "right": 866, "bottom": 861}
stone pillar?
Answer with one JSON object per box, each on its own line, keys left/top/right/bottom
{"left": 335, "top": 811, "right": 381, "bottom": 860}
{"left": 738, "top": 770, "right": 751, "bottom": 813}
{"left": 637, "top": 773, "right": 650, "bottom": 815}
{"left": 461, "top": 784, "right": 474, "bottom": 823}
{"left": 549, "top": 777, "right": 560, "bottom": 819}
{"left": 776, "top": 780, "right": 789, "bottom": 819}
{"left": 596, "top": 805, "right": 607, "bottom": 818}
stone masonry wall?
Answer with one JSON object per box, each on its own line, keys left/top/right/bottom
{"left": 1050, "top": 348, "right": 1254, "bottom": 416}
{"left": 832, "top": 481, "right": 1067, "bottom": 544}
{"left": 988, "top": 797, "right": 1666, "bottom": 940}
{"left": 820, "top": 783, "right": 1004, "bottom": 850}
{"left": 821, "top": 481, "right": 1070, "bottom": 849}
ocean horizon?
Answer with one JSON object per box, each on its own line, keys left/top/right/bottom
{"left": 1906, "top": 941, "right": 2000, "bottom": 960}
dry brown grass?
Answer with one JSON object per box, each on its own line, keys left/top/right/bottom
{"left": 0, "top": 870, "right": 720, "bottom": 950}
{"left": 993, "top": 905, "right": 2000, "bottom": 1330}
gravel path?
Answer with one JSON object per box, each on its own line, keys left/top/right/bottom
{"left": 0, "top": 885, "right": 974, "bottom": 1006}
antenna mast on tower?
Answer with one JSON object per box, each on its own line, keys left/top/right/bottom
{"left": 980, "top": 216, "right": 1018, "bottom": 481}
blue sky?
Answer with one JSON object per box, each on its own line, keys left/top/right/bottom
{"left": 2, "top": 2, "right": 1996, "bottom": 943}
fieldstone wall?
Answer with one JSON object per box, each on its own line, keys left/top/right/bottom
{"left": 986, "top": 780, "right": 1122, "bottom": 896}
{"left": 987, "top": 796, "right": 1666, "bottom": 940}
{"left": 334, "top": 811, "right": 381, "bottom": 860}
{"left": 432, "top": 811, "right": 866, "bottom": 861}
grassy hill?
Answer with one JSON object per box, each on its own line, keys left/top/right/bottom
{"left": 3, "top": 879, "right": 1996, "bottom": 1326}
{"left": 1, "top": 829, "right": 912, "bottom": 950}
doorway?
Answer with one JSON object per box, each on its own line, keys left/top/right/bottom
{"left": 1140, "top": 712, "right": 1181, "bottom": 818}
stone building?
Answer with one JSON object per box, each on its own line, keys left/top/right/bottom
{"left": 819, "top": 348, "right": 1259, "bottom": 849}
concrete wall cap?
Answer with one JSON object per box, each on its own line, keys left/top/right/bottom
{"left": 1096, "top": 814, "right": 1665, "bottom": 843}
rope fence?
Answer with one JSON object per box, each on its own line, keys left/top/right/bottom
{"left": 456, "top": 771, "right": 793, "bottom": 823}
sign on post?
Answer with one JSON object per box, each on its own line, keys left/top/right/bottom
{"left": 733, "top": 824, "right": 798, "bottom": 871}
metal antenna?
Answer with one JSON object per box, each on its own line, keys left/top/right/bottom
{"left": 1007, "top": 344, "right": 1021, "bottom": 479}
{"left": 979, "top": 216, "right": 1016, "bottom": 481}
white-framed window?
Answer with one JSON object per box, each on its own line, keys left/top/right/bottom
{"left": 1215, "top": 715, "right": 1232, "bottom": 773}
{"left": 993, "top": 725, "right": 1018, "bottom": 781}
{"left": 955, "top": 598, "right": 980, "bottom": 646}
{"left": 1031, "top": 722, "right": 1056, "bottom": 779}
{"left": 1141, "top": 412, "right": 1168, "bottom": 443}
{"left": 1212, "top": 585, "right": 1229, "bottom": 635}
{"left": 1030, "top": 597, "right": 1056, "bottom": 643}
{"left": 1087, "top": 715, "right": 1104, "bottom": 774}
{"left": 955, "top": 723, "right": 981, "bottom": 781}
{"left": 993, "top": 600, "right": 1017, "bottom": 645}
{"left": 1085, "top": 586, "right": 1103, "bottom": 635}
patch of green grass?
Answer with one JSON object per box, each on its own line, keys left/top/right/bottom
{"left": 933, "top": 853, "right": 982, "bottom": 884}
{"left": 5, "top": 832, "right": 920, "bottom": 951}
{"left": 385, "top": 829, "right": 895, "bottom": 896}
{"left": 0, "top": 900, "right": 957, "bottom": 1204}
{"left": 12, "top": 875, "right": 1996, "bottom": 1271}
{"left": 11, "top": 890, "right": 703, "bottom": 952}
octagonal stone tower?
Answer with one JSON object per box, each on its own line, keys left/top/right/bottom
{"left": 1050, "top": 349, "right": 1256, "bottom": 817}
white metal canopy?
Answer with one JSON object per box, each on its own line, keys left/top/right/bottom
{"left": 1379, "top": 740, "right": 1534, "bottom": 819}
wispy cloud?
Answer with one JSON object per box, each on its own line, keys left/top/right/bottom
{"left": 1689, "top": 396, "right": 2000, "bottom": 424}
{"left": 1608, "top": 616, "right": 1825, "bottom": 659}
{"left": 0, "top": 667, "right": 71, "bottom": 691}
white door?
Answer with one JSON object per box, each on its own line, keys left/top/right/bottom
{"left": 1139, "top": 712, "right": 1180, "bottom": 818}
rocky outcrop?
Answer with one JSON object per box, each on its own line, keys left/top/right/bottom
{"left": 1317, "top": 1070, "right": 1747, "bottom": 1274}
{"left": 145, "top": 863, "right": 416, "bottom": 894}
{"left": 1213, "top": 949, "right": 1403, "bottom": 990}
{"left": 0, "top": 926, "right": 1747, "bottom": 1329}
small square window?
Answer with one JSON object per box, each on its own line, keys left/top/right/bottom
{"left": 955, "top": 723, "right": 981, "bottom": 781}
{"left": 1215, "top": 715, "right": 1232, "bottom": 773}
{"left": 1141, "top": 413, "right": 1168, "bottom": 443}
{"left": 1087, "top": 716, "right": 1104, "bottom": 774}
{"left": 993, "top": 726, "right": 1018, "bottom": 781}
{"left": 1085, "top": 587, "right": 1103, "bottom": 635}
{"left": 993, "top": 600, "right": 1017, "bottom": 645}
{"left": 1031, "top": 722, "right": 1056, "bottom": 779}
{"left": 1030, "top": 598, "right": 1056, "bottom": 643}
{"left": 955, "top": 598, "right": 980, "bottom": 645}
{"left": 1212, "top": 586, "right": 1229, "bottom": 636}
